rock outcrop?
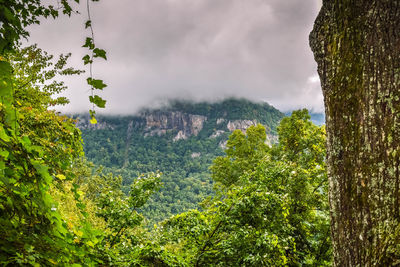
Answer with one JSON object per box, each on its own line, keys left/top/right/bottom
{"left": 226, "top": 120, "right": 257, "bottom": 132}
{"left": 142, "top": 111, "right": 207, "bottom": 140}
{"left": 209, "top": 130, "right": 225, "bottom": 138}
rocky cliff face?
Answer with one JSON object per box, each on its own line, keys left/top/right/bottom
{"left": 226, "top": 120, "right": 258, "bottom": 132}
{"left": 142, "top": 113, "right": 263, "bottom": 141}
{"left": 76, "top": 113, "right": 276, "bottom": 144}
{"left": 76, "top": 99, "right": 282, "bottom": 145}
{"left": 142, "top": 111, "right": 207, "bottom": 141}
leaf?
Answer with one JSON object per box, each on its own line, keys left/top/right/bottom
{"left": 82, "top": 54, "right": 92, "bottom": 65}
{"left": 48, "top": 258, "right": 57, "bottom": 265}
{"left": 82, "top": 37, "right": 94, "bottom": 50}
{"left": 33, "top": 162, "right": 52, "bottom": 184}
{"left": 89, "top": 95, "right": 106, "bottom": 108}
{"left": 4, "top": 107, "right": 17, "bottom": 130}
{"left": 87, "top": 240, "right": 94, "bottom": 247}
{"left": 56, "top": 174, "right": 66, "bottom": 180}
{"left": 93, "top": 48, "right": 107, "bottom": 60}
{"left": 3, "top": 7, "right": 15, "bottom": 22}
{"left": 85, "top": 20, "right": 92, "bottom": 29}
{"left": 0, "top": 61, "right": 13, "bottom": 97}
{"left": 0, "top": 125, "right": 10, "bottom": 142}
{"left": 20, "top": 136, "right": 32, "bottom": 151}
{"left": 0, "top": 149, "right": 8, "bottom": 159}
{"left": 89, "top": 109, "right": 96, "bottom": 118}
{"left": 0, "top": 160, "right": 5, "bottom": 170}
{"left": 89, "top": 109, "right": 97, "bottom": 124}
{"left": 87, "top": 77, "right": 107, "bottom": 90}
{"left": 75, "top": 230, "right": 83, "bottom": 237}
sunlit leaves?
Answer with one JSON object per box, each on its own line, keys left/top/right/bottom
{"left": 129, "top": 172, "right": 162, "bottom": 208}
{"left": 89, "top": 109, "right": 97, "bottom": 124}
{"left": 10, "top": 45, "right": 83, "bottom": 108}
{"left": 0, "top": 1, "right": 111, "bottom": 265}
{"left": 0, "top": 61, "right": 13, "bottom": 96}
{"left": 156, "top": 111, "right": 331, "bottom": 266}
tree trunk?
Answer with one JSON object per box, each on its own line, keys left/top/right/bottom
{"left": 309, "top": 1, "right": 400, "bottom": 266}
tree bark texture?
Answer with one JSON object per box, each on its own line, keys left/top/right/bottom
{"left": 310, "top": 1, "right": 400, "bottom": 266}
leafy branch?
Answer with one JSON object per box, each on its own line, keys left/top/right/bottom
{"left": 82, "top": 0, "right": 107, "bottom": 124}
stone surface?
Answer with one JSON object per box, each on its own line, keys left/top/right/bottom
{"left": 142, "top": 111, "right": 207, "bottom": 139}
{"left": 227, "top": 120, "right": 257, "bottom": 132}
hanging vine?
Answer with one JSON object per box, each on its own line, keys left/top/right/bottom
{"left": 82, "top": 0, "right": 107, "bottom": 124}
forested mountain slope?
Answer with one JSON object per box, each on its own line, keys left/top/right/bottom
{"left": 77, "top": 98, "right": 284, "bottom": 221}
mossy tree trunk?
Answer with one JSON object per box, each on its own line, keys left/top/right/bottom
{"left": 310, "top": 1, "right": 400, "bottom": 266}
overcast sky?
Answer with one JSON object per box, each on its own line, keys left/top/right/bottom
{"left": 27, "top": 0, "right": 323, "bottom": 114}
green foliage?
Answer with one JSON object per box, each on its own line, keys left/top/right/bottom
{"left": 0, "top": 46, "right": 331, "bottom": 267}
{"left": 82, "top": 123, "right": 218, "bottom": 222}
{"left": 211, "top": 124, "right": 269, "bottom": 187}
{"left": 0, "top": 0, "right": 107, "bottom": 122}
{"left": 80, "top": 99, "right": 284, "bottom": 222}
{"left": 0, "top": 7, "right": 332, "bottom": 264}
{"left": 155, "top": 110, "right": 331, "bottom": 266}
{"left": 0, "top": 1, "right": 67, "bottom": 54}
{"left": 0, "top": 46, "right": 103, "bottom": 265}
{"left": 0, "top": 45, "right": 166, "bottom": 265}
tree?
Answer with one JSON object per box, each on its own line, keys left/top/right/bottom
{"left": 0, "top": 46, "right": 101, "bottom": 265}
{"left": 310, "top": 1, "right": 400, "bottom": 265}
{"left": 0, "top": 45, "right": 164, "bottom": 265}
{"left": 158, "top": 112, "right": 331, "bottom": 266}
{"left": 0, "top": 0, "right": 107, "bottom": 121}
{"left": 210, "top": 124, "right": 269, "bottom": 187}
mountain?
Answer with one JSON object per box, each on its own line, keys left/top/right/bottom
{"left": 309, "top": 112, "right": 325, "bottom": 125}
{"left": 77, "top": 98, "right": 284, "bottom": 222}
{"left": 285, "top": 111, "right": 325, "bottom": 125}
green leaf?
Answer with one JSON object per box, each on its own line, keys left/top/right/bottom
{"left": 89, "top": 95, "right": 106, "bottom": 108}
{"left": 3, "top": 7, "right": 15, "bottom": 22}
{"left": 0, "top": 160, "right": 5, "bottom": 170}
{"left": 0, "top": 61, "right": 13, "bottom": 97}
{"left": 56, "top": 174, "right": 66, "bottom": 180}
{"left": 20, "top": 136, "right": 32, "bottom": 151}
{"left": 0, "top": 125, "right": 10, "bottom": 142}
{"left": 85, "top": 20, "right": 92, "bottom": 29}
{"left": 89, "top": 110, "right": 97, "bottom": 124}
{"left": 33, "top": 162, "right": 52, "bottom": 184}
{"left": 0, "top": 149, "right": 9, "bottom": 159}
{"left": 82, "top": 37, "right": 94, "bottom": 50}
{"left": 93, "top": 48, "right": 107, "bottom": 60}
{"left": 87, "top": 77, "right": 107, "bottom": 90}
{"left": 82, "top": 54, "right": 92, "bottom": 65}
{"left": 4, "top": 108, "right": 17, "bottom": 131}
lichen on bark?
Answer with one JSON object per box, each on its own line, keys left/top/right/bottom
{"left": 310, "top": 1, "right": 400, "bottom": 266}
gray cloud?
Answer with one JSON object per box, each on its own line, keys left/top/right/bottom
{"left": 27, "top": 0, "right": 323, "bottom": 114}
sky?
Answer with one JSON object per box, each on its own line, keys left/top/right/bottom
{"left": 27, "top": 0, "right": 323, "bottom": 114}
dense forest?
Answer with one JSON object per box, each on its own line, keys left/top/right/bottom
{"left": 1, "top": 0, "right": 399, "bottom": 266}
{"left": 0, "top": 43, "right": 331, "bottom": 265}
{"left": 79, "top": 99, "right": 284, "bottom": 222}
